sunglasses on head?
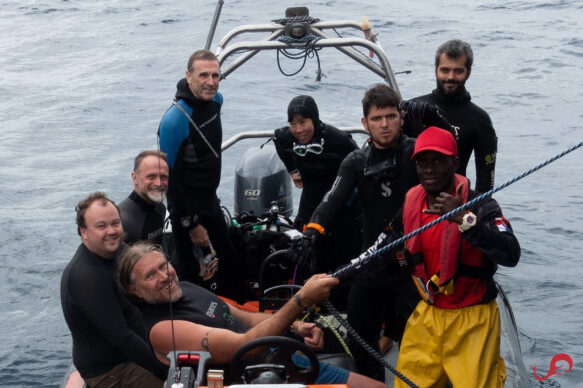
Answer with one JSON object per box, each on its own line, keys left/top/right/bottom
{"left": 293, "top": 138, "right": 325, "bottom": 156}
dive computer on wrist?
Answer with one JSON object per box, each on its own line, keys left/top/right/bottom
{"left": 458, "top": 212, "right": 477, "bottom": 233}
{"left": 180, "top": 215, "right": 199, "bottom": 230}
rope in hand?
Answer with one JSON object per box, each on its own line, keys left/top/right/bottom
{"left": 332, "top": 141, "right": 583, "bottom": 282}
{"left": 322, "top": 141, "right": 582, "bottom": 387}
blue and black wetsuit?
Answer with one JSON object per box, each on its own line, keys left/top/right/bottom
{"left": 158, "top": 78, "right": 244, "bottom": 300}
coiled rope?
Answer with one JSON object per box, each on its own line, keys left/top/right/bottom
{"left": 271, "top": 16, "right": 325, "bottom": 80}
{"left": 272, "top": 16, "right": 321, "bottom": 25}
{"left": 276, "top": 35, "right": 323, "bottom": 80}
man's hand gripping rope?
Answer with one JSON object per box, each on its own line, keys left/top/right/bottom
{"left": 332, "top": 141, "right": 583, "bottom": 282}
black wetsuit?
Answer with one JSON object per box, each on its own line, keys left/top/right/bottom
{"left": 310, "top": 135, "right": 417, "bottom": 247}
{"left": 118, "top": 191, "right": 166, "bottom": 245}
{"left": 60, "top": 244, "right": 166, "bottom": 380}
{"left": 159, "top": 78, "right": 244, "bottom": 300}
{"left": 273, "top": 124, "right": 362, "bottom": 274}
{"left": 308, "top": 135, "right": 421, "bottom": 381}
{"left": 404, "top": 87, "right": 497, "bottom": 193}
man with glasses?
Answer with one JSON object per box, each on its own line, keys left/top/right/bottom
{"left": 273, "top": 95, "right": 362, "bottom": 284}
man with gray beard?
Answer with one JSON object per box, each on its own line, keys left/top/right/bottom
{"left": 118, "top": 242, "right": 386, "bottom": 388}
{"left": 119, "top": 150, "right": 169, "bottom": 246}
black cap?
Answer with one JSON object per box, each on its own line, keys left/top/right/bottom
{"left": 287, "top": 95, "right": 320, "bottom": 127}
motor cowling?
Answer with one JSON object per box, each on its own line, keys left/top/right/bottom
{"left": 234, "top": 146, "right": 293, "bottom": 218}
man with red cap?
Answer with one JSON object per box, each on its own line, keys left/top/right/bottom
{"left": 372, "top": 126, "right": 520, "bottom": 387}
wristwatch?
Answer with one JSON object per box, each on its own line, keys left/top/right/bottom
{"left": 458, "top": 212, "right": 477, "bottom": 233}
{"left": 180, "top": 214, "right": 199, "bottom": 230}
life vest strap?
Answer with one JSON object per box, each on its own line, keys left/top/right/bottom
{"left": 409, "top": 251, "right": 424, "bottom": 266}
{"left": 428, "top": 273, "right": 454, "bottom": 296}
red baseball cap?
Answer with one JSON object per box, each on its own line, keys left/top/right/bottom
{"left": 411, "top": 126, "right": 458, "bottom": 160}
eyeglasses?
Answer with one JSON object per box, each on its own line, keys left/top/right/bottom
{"left": 293, "top": 138, "right": 325, "bottom": 156}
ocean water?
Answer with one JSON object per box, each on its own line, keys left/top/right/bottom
{"left": 1, "top": 0, "right": 582, "bottom": 387}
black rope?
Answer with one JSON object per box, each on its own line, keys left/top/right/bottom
{"left": 322, "top": 300, "right": 419, "bottom": 388}
{"left": 276, "top": 35, "right": 323, "bottom": 80}
{"left": 319, "top": 141, "right": 582, "bottom": 387}
{"left": 156, "top": 134, "right": 180, "bottom": 384}
{"left": 272, "top": 16, "right": 321, "bottom": 25}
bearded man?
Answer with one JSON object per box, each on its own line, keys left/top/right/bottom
{"left": 117, "top": 242, "right": 387, "bottom": 388}
{"left": 404, "top": 39, "right": 497, "bottom": 194}
{"left": 119, "top": 150, "right": 169, "bottom": 245}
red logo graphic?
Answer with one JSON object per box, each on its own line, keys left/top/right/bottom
{"left": 530, "top": 353, "right": 573, "bottom": 381}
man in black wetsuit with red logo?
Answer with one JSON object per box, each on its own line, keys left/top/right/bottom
{"left": 60, "top": 192, "right": 166, "bottom": 387}
{"left": 403, "top": 39, "right": 497, "bottom": 193}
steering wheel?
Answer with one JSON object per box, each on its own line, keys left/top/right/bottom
{"left": 229, "top": 336, "right": 320, "bottom": 384}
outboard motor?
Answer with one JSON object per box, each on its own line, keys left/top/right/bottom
{"left": 234, "top": 146, "right": 293, "bottom": 218}
{"left": 232, "top": 146, "right": 296, "bottom": 300}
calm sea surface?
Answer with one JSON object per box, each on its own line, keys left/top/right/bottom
{"left": 1, "top": 0, "right": 582, "bottom": 387}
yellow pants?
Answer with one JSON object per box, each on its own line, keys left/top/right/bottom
{"left": 394, "top": 299, "right": 506, "bottom": 388}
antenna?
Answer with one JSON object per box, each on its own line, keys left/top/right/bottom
{"left": 205, "top": 0, "right": 224, "bottom": 51}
